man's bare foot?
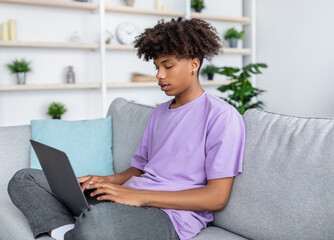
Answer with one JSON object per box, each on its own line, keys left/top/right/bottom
{"left": 48, "top": 231, "right": 51, "bottom": 236}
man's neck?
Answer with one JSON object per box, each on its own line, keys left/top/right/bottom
{"left": 170, "top": 87, "right": 205, "bottom": 109}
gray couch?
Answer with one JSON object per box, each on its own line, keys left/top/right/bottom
{"left": 1, "top": 97, "right": 333, "bottom": 240}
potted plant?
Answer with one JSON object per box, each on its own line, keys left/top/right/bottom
{"left": 47, "top": 102, "right": 67, "bottom": 119}
{"left": 217, "top": 63, "right": 268, "bottom": 115}
{"left": 191, "top": 0, "right": 205, "bottom": 13}
{"left": 200, "top": 64, "right": 219, "bottom": 80}
{"left": 6, "top": 58, "right": 32, "bottom": 84}
{"left": 224, "top": 27, "right": 244, "bottom": 48}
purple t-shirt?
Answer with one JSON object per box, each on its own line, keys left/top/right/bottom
{"left": 122, "top": 91, "right": 245, "bottom": 240}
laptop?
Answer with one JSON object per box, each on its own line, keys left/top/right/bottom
{"left": 30, "top": 139, "right": 96, "bottom": 216}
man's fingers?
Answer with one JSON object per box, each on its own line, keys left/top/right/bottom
{"left": 89, "top": 181, "right": 117, "bottom": 190}
{"left": 96, "top": 194, "right": 114, "bottom": 202}
{"left": 90, "top": 187, "right": 111, "bottom": 197}
{"left": 77, "top": 175, "right": 91, "bottom": 183}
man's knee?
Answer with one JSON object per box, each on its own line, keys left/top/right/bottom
{"left": 65, "top": 203, "right": 120, "bottom": 240}
{"left": 7, "top": 168, "right": 42, "bottom": 197}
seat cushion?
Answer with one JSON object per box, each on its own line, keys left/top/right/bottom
{"left": 213, "top": 109, "right": 334, "bottom": 239}
{"left": 192, "top": 227, "right": 248, "bottom": 240}
{"left": 107, "top": 98, "right": 154, "bottom": 173}
{"left": 0, "top": 184, "right": 52, "bottom": 239}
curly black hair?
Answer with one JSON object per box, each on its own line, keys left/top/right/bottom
{"left": 134, "top": 17, "right": 222, "bottom": 64}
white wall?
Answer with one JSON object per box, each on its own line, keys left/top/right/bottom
{"left": 0, "top": 0, "right": 245, "bottom": 126}
{"left": 256, "top": 0, "right": 334, "bottom": 118}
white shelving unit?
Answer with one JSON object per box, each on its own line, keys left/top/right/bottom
{"left": 0, "top": 0, "right": 255, "bottom": 119}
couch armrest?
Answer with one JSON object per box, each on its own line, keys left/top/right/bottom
{"left": 0, "top": 125, "right": 31, "bottom": 185}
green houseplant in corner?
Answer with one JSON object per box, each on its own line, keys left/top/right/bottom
{"left": 191, "top": 0, "right": 205, "bottom": 13}
{"left": 6, "top": 58, "right": 32, "bottom": 84}
{"left": 47, "top": 102, "right": 67, "bottom": 119}
{"left": 200, "top": 64, "right": 219, "bottom": 80}
{"left": 224, "top": 27, "right": 244, "bottom": 48}
{"left": 217, "top": 63, "right": 268, "bottom": 115}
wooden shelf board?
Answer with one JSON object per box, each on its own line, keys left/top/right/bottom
{"left": 191, "top": 12, "right": 251, "bottom": 24}
{"left": 105, "top": 5, "right": 184, "bottom": 17}
{"left": 0, "top": 0, "right": 98, "bottom": 10}
{"left": 223, "top": 48, "right": 251, "bottom": 55}
{"left": 0, "top": 83, "right": 101, "bottom": 91}
{"left": 106, "top": 44, "right": 135, "bottom": 51}
{"left": 201, "top": 80, "right": 231, "bottom": 86}
{"left": 107, "top": 80, "right": 229, "bottom": 88}
{"left": 107, "top": 44, "right": 251, "bottom": 55}
{"left": 0, "top": 80, "right": 230, "bottom": 91}
{"left": 0, "top": 40, "right": 99, "bottom": 50}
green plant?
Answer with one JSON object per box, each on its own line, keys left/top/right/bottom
{"left": 6, "top": 58, "right": 32, "bottom": 74}
{"left": 217, "top": 63, "right": 268, "bottom": 115}
{"left": 224, "top": 27, "right": 244, "bottom": 40}
{"left": 47, "top": 102, "right": 67, "bottom": 118}
{"left": 200, "top": 64, "right": 219, "bottom": 75}
{"left": 191, "top": 0, "right": 205, "bottom": 9}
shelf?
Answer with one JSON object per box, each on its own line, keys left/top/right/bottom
{"left": 0, "top": 40, "right": 99, "bottom": 50}
{"left": 0, "top": 41, "right": 251, "bottom": 55}
{"left": 0, "top": 80, "right": 229, "bottom": 92}
{"left": 223, "top": 48, "right": 251, "bottom": 55}
{"left": 0, "top": 1, "right": 250, "bottom": 24}
{"left": 0, "top": 83, "right": 101, "bottom": 91}
{"left": 107, "top": 44, "right": 251, "bottom": 55}
{"left": 0, "top": 0, "right": 98, "bottom": 11}
{"left": 107, "top": 80, "right": 229, "bottom": 88}
{"left": 191, "top": 12, "right": 251, "bottom": 24}
{"left": 105, "top": 5, "right": 184, "bottom": 18}
{"left": 106, "top": 44, "right": 134, "bottom": 51}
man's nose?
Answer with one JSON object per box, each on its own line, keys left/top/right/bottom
{"left": 156, "top": 68, "right": 165, "bottom": 80}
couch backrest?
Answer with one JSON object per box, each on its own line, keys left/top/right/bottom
{"left": 107, "top": 98, "right": 154, "bottom": 173}
{"left": 0, "top": 125, "right": 31, "bottom": 184}
{"left": 213, "top": 109, "right": 334, "bottom": 239}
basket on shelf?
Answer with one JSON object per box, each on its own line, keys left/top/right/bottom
{"left": 131, "top": 72, "right": 156, "bottom": 82}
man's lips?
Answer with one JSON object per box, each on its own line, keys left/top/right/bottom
{"left": 159, "top": 83, "right": 170, "bottom": 91}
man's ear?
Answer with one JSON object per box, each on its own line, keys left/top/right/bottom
{"left": 191, "top": 57, "right": 201, "bottom": 74}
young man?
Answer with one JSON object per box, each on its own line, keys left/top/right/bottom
{"left": 8, "top": 18, "right": 245, "bottom": 240}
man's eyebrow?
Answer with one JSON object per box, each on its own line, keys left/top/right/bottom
{"left": 154, "top": 59, "right": 173, "bottom": 66}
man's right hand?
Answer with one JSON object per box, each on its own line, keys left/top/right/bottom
{"left": 78, "top": 175, "right": 115, "bottom": 192}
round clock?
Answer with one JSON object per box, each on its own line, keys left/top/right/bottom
{"left": 116, "top": 22, "right": 140, "bottom": 45}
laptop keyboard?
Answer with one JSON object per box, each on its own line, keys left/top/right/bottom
{"left": 83, "top": 188, "right": 109, "bottom": 205}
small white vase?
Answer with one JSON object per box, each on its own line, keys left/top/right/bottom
{"left": 123, "top": 0, "right": 135, "bottom": 6}
{"left": 16, "top": 72, "right": 26, "bottom": 84}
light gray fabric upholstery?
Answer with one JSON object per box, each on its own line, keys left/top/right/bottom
{"left": 213, "top": 109, "right": 334, "bottom": 240}
{"left": 0, "top": 125, "right": 31, "bottom": 184}
{"left": 107, "top": 98, "right": 154, "bottom": 173}
{"left": 2, "top": 100, "right": 334, "bottom": 240}
{"left": 0, "top": 184, "right": 51, "bottom": 239}
{"left": 192, "top": 227, "right": 248, "bottom": 240}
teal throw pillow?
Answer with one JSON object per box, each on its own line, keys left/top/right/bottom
{"left": 30, "top": 116, "right": 114, "bottom": 177}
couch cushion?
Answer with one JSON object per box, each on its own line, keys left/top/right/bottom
{"left": 0, "top": 184, "right": 52, "bottom": 239}
{"left": 192, "top": 226, "right": 248, "bottom": 240}
{"left": 213, "top": 109, "right": 334, "bottom": 239}
{"left": 107, "top": 98, "right": 154, "bottom": 173}
{"left": 0, "top": 125, "right": 31, "bottom": 185}
{"left": 30, "top": 117, "right": 114, "bottom": 177}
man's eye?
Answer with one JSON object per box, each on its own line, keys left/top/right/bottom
{"left": 165, "top": 66, "right": 173, "bottom": 69}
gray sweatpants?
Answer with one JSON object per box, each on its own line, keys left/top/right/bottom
{"left": 7, "top": 168, "right": 180, "bottom": 240}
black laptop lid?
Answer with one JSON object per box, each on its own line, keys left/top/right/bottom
{"left": 30, "top": 139, "right": 88, "bottom": 216}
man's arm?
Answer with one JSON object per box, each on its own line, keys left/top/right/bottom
{"left": 90, "top": 177, "right": 234, "bottom": 212}
{"left": 109, "top": 167, "right": 144, "bottom": 185}
{"left": 142, "top": 178, "right": 234, "bottom": 211}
